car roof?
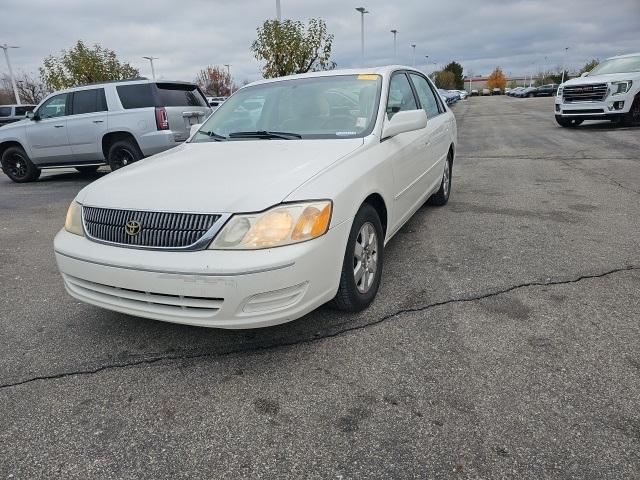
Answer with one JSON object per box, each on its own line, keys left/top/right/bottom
{"left": 245, "top": 65, "right": 420, "bottom": 88}
{"left": 606, "top": 52, "right": 640, "bottom": 60}
{"left": 53, "top": 79, "right": 199, "bottom": 94}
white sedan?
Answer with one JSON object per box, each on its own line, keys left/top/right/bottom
{"left": 54, "top": 66, "right": 457, "bottom": 329}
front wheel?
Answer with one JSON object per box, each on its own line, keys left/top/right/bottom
{"left": 331, "top": 204, "right": 384, "bottom": 312}
{"left": 621, "top": 95, "right": 640, "bottom": 126}
{"left": 1, "top": 146, "right": 41, "bottom": 183}
{"left": 108, "top": 140, "right": 143, "bottom": 171}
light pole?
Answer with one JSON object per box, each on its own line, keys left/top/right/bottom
{"left": 561, "top": 47, "right": 569, "bottom": 84}
{"left": 411, "top": 44, "right": 416, "bottom": 67}
{"left": 355, "top": 7, "right": 369, "bottom": 62}
{"left": 142, "top": 56, "right": 158, "bottom": 80}
{"left": 424, "top": 55, "right": 429, "bottom": 72}
{"left": 1, "top": 44, "right": 21, "bottom": 105}
{"left": 390, "top": 29, "right": 398, "bottom": 60}
{"left": 224, "top": 64, "right": 232, "bottom": 94}
{"left": 276, "top": 0, "right": 281, "bottom": 20}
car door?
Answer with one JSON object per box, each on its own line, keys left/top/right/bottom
{"left": 408, "top": 73, "right": 450, "bottom": 194}
{"left": 25, "top": 93, "right": 72, "bottom": 164}
{"left": 384, "top": 72, "right": 430, "bottom": 226}
{"left": 66, "top": 88, "right": 109, "bottom": 161}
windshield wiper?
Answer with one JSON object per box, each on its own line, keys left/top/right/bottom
{"left": 197, "top": 130, "right": 227, "bottom": 141}
{"left": 228, "top": 130, "right": 302, "bottom": 140}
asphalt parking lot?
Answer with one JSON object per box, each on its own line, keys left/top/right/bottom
{"left": 1, "top": 96, "right": 639, "bottom": 479}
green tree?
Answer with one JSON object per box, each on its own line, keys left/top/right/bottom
{"left": 434, "top": 70, "right": 456, "bottom": 89}
{"left": 579, "top": 59, "right": 599, "bottom": 75}
{"left": 442, "top": 61, "right": 464, "bottom": 89}
{"left": 40, "top": 40, "right": 140, "bottom": 91}
{"left": 251, "top": 18, "right": 335, "bottom": 78}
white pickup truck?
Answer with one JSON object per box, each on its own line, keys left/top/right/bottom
{"left": 554, "top": 52, "right": 640, "bottom": 127}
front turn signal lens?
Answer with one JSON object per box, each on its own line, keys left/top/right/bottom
{"left": 210, "top": 201, "right": 332, "bottom": 250}
{"left": 64, "top": 200, "right": 85, "bottom": 236}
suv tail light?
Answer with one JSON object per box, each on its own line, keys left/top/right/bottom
{"left": 155, "top": 107, "right": 169, "bottom": 130}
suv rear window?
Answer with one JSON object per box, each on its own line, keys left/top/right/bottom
{"left": 155, "top": 83, "right": 207, "bottom": 107}
{"left": 0, "top": 107, "right": 11, "bottom": 117}
{"left": 117, "top": 84, "right": 156, "bottom": 109}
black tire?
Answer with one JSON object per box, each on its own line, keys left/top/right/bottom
{"left": 555, "top": 116, "right": 582, "bottom": 128}
{"left": 428, "top": 152, "right": 453, "bottom": 206}
{"left": 1, "top": 146, "right": 41, "bottom": 183}
{"left": 331, "top": 203, "right": 384, "bottom": 312}
{"left": 107, "top": 139, "right": 143, "bottom": 171}
{"left": 75, "top": 165, "right": 100, "bottom": 174}
{"left": 621, "top": 95, "right": 640, "bottom": 127}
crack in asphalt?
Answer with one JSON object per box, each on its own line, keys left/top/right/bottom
{"left": 0, "top": 265, "right": 637, "bottom": 391}
{"left": 556, "top": 158, "right": 640, "bottom": 195}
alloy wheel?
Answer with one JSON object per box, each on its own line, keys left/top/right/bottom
{"left": 353, "top": 222, "right": 378, "bottom": 294}
{"left": 5, "top": 152, "right": 28, "bottom": 180}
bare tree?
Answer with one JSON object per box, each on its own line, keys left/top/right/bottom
{"left": 2, "top": 72, "right": 48, "bottom": 104}
{"left": 195, "top": 66, "right": 234, "bottom": 97}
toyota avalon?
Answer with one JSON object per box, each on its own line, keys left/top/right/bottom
{"left": 54, "top": 66, "right": 457, "bottom": 328}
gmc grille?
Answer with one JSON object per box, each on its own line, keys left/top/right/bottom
{"left": 563, "top": 83, "right": 608, "bottom": 103}
{"left": 83, "top": 206, "right": 222, "bottom": 250}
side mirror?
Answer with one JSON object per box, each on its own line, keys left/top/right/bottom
{"left": 26, "top": 111, "right": 36, "bottom": 120}
{"left": 381, "top": 109, "right": 427, "bottom": 140}
{"left": 189, "top": 123, "right": 202, "bottom": 138}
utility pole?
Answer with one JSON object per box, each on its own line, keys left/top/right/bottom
{"left": 411, "top": 44, "right": 416, "bottom": 67}
{"left": 224, "top": 64, "right": 232, "bottom": 94}
{"left": 276, "top": 0, "right": 281, "bottom": 20}
{"left": 355, "top": 7, "right": 369, "bottom": 62}
{"left": 1, "top": 44, "right": 21, "bottom": 105}
{"left": 424, "top": 55, "right": 429, "bottom": 72}
{"left": 142, "top": 56, "right": 158, "bottom": 80}
{"left": 561, "top": 47, "right": 569, "bottom": 84}
{"left": 390, "top": 30, "right": 398, "bottom": 60}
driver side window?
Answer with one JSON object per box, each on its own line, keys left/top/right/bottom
{"left": 386, "top": 73, "right": 418, "bottom": 120}
{"left": 38, "top": 93, "right": 69, "bottom": 119}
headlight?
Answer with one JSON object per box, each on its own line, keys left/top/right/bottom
{"left": 64, "top": 200, "right": 84, "bottom": 236}
{"left": 612, "top": 81, "right": 632, "bottom": 94}
{"left": 209, "top": 201, "right": 332, "bottom": 250}
{"left": 557, "top": 86, "right": 563, "bottom": 96}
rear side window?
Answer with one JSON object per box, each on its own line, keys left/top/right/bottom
{"left": 0, "top": 107, "right": 10, "bottom": 117}
{"left": 72, "top": 88, "right": 107, "bottom": 115}
{"left": 155, "top": 83, "right": 207, "bottom": 107}
{"left": 117, "top": 84, "right": 156, "bottom": 109}
{"left": 14, "top": 106, "right": 35, "bottom": 116}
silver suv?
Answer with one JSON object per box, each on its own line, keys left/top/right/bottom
{"left": 0, "top": 79, "right": 211, "bottom": 182}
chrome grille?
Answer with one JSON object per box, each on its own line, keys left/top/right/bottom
{"left": 83, "top": 206, "right": 222, "bottom": 249}
{"left": 563, "top": 83, "right": 608, "bottom": 103}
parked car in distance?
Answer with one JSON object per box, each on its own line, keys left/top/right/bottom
{"left": 507, "top": 87, "right": 525, "bottom": 96}
{"left": 515, "top": 86, "right": 537, "bottom": 98}
{"left": 492, "top": 88, "right": 502, "bottom": 95}
{"left": 555, "top": 52, "right": 640, "bottom": 127}
{"left": 532, "top": 84, "right": 559, "bottom": 97}
{"left": 482, "top": 88, "right": 490, "bottom": 96}
{"left": 0, "top": 104, "right": 36, "bottom": 127}
{"left": 0, "top": 79, "right": 211, "bottom": 182}
{"left": 438, "top": 89, "right": 459, "bottom": 105}
{"left": 470, "top": 89, "right": 479, "bottom": 96}
{"left": 207, "top": 96, "right": 227, "bottom": 109}
{"left": 504, "top": 88, "right": 511, "bottom": 94}
{"left": 54, "top": 66, "right": 457, "bottom": 329}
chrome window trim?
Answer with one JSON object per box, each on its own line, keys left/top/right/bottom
{"left": 81, "top": 205, "right": 232, "bottom": 251}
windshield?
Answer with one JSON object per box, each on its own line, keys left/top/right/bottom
{"left": 191, "top": 74, "right": 382, "bottom": 141}
{"left": 589, "top": 56, "right": 640, "bottom": 75}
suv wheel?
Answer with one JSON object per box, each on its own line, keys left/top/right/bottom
{"left": 108, "top": 140, "right": 143, "bottom": 171}
{"left": 621, "top": 94, "right": 640, "bottom": 127}
{"left": 331, "top": 203, "right": 384, "bottom": 312}
{"left": 555, "top": 116, "right": 583, "bottom": 128}
{"left": 1, "top": 146, "right": 41, "bottom": 183}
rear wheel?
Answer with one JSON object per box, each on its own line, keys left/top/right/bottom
{"left": 75, "top": 166, "right": 100, "bottom": 174}
{"left": 331, "top": 204, "right": 384, "bottom": 312}
{"left": 428, "top": 152, "right": 453, "bottom": 206}
{"left": 555, "top": 116, "right": 583, "bottom": 128}
{"left": 107, "top": 140, "right": 143, "bottom": 171}
{"left": 1, "top": 146, "right": 40, "bottom": 183}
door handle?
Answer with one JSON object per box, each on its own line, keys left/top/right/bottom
{"left": 92, "top": 120, "right": 104, "bottom": 124}
{"left": 53, "top": 125, "right": 64, "bottom": 128}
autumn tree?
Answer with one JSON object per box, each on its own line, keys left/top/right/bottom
{"left": 251, "top": 18, "right": 335, "bottom": 78}
{"left": 434, "top": 70, "right": 456, "bottom": 89}
{"left": 2, "top": 72, "right": 49, "bottom": 104}
{"left": 40, "top": 40, "right": 139, "bottom": 90}
{"left": 442, "top": 61, "right": 464, "bottom": 89}
{"left": 486, "top": 67, "right": 507, "bottom": 90}
{"left": 195, "top": 66, "right": 234, "bottom": 97}
{"left": 579, "top": 59, "right": 599, "bottom": 75}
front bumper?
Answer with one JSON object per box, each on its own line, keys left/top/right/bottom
{"left": 554, "top": 95, "right": 632, "bottom": 120}
{"left": 54, "top": 220, "right": 351, "bottom": 329}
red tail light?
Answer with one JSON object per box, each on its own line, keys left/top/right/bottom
{"left": 155, "top": 107, "right": 169, "bottom": 130}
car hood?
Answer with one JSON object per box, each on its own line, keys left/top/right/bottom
{"left": 77, "top": 138, "right": 364, "bottom": 213}
{"left": 0, "top": 119, "right": 27, "bottom": 133}
{"left": 563, "top": 72, "right": 637, "bottom": 86}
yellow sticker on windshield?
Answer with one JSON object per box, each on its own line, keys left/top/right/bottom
{"left": 357, "top": 74, "right": 379, "bottom": 80}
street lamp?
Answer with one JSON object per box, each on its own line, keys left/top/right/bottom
{"left": 411, "top": 44, "right": 416, "bottom": 67}
{"left": 561, "top": 47, "right": 569, "bottom": 84}
{"left": 390, "top": 29, "right": 398, "bottom": 60}
{"left": 1, "top": 44, "right": 21, "bottom": 105}
{"left": 142, "top": 56, "right": 158, "bottom": 80}
{"left": 276, "top": 0, "right": 282, "bottom": 20}
{"left": 355, "top": 7, "right": 369, "bottom": 61}
{"left": 224, "top": 64, "right": 232, "bottom": 93}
